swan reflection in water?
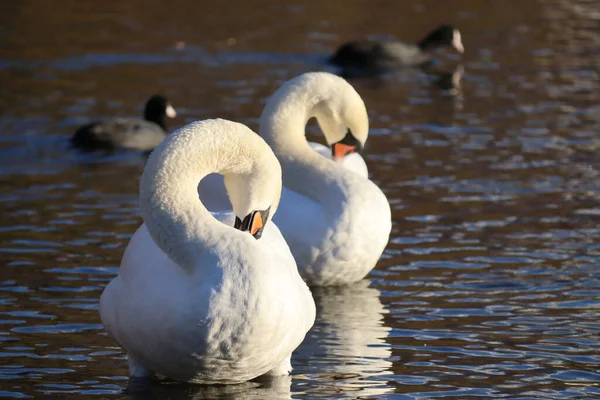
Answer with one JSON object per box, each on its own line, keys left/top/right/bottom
{"left": 128, "top": 375, "right": 293, "bottom": 400}
{"left": 294, "top": 280, "right": 394, "bottom": 397}
{"left": 338, "top": 63, "right": 465, "bottom": 97}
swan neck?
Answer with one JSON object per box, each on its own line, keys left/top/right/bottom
{"left": 260, "top": 87, "right": 352, "bottom": 205}
{"left": 139, "top": 121, "right": 263, "bottom": 270}
{"left": 141, "top": 161, "right": 221, "bottom": 271}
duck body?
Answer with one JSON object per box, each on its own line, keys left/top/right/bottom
{"left": 329, "top": 40, "right": 432, "bottom": 70}
{"left": 99, "top": 119, "right": 315, "bottom": 384}
{"left": 71, "top": 94, "right": 176, "bottom": 152}
{"left": 72, "top": 118, "right": 167, "bottom": 151}
{"left": 329, "top": 25, "right": 464, "bottom": 72}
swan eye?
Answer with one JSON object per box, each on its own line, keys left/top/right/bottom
{"left": 331, "top": 130, "right": 363, "bottom": 161}
{"left": 233, "top": 207, "right": 271, "bottom": 239}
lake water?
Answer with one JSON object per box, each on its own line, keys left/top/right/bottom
{"left": 1, "top": 0, "right": 599, "bottom": 398}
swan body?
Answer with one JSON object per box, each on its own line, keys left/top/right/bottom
{"left": 260, "top": 72, "right": 391, "bottom": 286}
{"left": 100, "top": 119, "right": 315, "bottom": 384}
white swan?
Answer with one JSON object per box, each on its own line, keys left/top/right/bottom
{"left": 260, "top": 72, "right": 391, "bottom": 286}
{"left": 99, "top": 119, "right": 316, "bottom": 384}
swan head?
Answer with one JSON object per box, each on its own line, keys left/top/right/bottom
{"left": 259, "top": 72, "right": 369, "bottom": 163}
{"left": 233, "top": 207, "right": 271, "bottom": 239}
{"left": 220, "top": 134, "right": 282, "bottom": 240}
{"left": 309, "top": 74, "right": 369, "bottom": 162}
{"left": 225, "top": 166, "right": 281, "bottom": 240}
{"left": 142, "top": 119, "right": 282, "bottom": 252}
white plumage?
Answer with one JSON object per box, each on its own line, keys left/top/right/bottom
{"left": 100, "top": 119, "right": 315, "bottom": 384}
{"left": 260, "top": 72, "right": 391, "bottom": 286}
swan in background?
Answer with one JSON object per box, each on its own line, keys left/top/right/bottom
{"left": 100, "top": 119, "right": 315, "bottom": 385}
{"left": 71, "top": 95, "right": 176, "bottom": 151}
{"left": 260, "top": 72, "right": 391, "bottom": 286}
{"left": 294, "top": 281, "right": 393, "bottom": 397}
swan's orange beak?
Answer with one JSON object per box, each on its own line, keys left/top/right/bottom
{"left": 250, "top": 212, "right": 264, "bottom": 237}
{"left": 332, "top": 142, "right": 357, "bottom": 161}
{"left": 234, "top": 207, "right": 271, "bottom": 239}
{"left": 331, "top": 130, "right": 363, "bottom": 161}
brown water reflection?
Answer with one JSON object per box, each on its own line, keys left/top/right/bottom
{"left": 1, "top": 0, "right": 600, "bottom": 398}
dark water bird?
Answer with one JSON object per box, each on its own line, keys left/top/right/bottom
{"left": 329, "top": 24, "right": 464, "bottom": 72}
{"left": 71, "top": 95, "right": 176, "bottom": 151}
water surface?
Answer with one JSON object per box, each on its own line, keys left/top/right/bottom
{"left": 1, "top": 0, "right": 599, "bottom": 398}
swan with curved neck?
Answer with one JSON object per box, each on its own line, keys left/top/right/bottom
{"left": 100, "top": 119, "right": 315, "bottom": 384}
{"left": 260, "top": 72, "right": 392, "bottom": 286}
